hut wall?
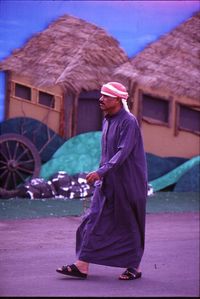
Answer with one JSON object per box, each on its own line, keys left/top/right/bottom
{"left": 7, "top": 73, "right": 63, "bottom": 135}
{"left": 132, "top": 85, "right": 200, "bottom": 158}
{"left": 142, "top": 122, "right": 199, "bottom": 158}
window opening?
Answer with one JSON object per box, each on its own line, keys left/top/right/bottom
{"left": 178, "top": 104, "right": 200, "bottom": 134}
{"left": 38, "top": 91, "right": 55, "bottom": 108}
{"left": 15, "top": 83, "right": 31, "bottom": 101}
{"left": 142, "top": 94, "right": 169, "bottom": 124}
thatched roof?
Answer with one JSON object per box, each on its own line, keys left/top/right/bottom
{"left": 114, "top": 12, "right": 200, "bottom": 101}
{"left": 0, "top": 14, "right": 128, "bottom": 93}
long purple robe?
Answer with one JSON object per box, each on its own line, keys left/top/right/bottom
{"left": 76, "top": 108, "right": 148, "bottom": 268}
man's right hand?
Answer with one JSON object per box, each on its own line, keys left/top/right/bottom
{"left": 86, "top": 172, "right": 100, "bottom": 184}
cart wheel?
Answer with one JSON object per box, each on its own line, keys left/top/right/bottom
{"left": 0, "top": 133, "right": 41, "bottom": 198}
{"left": 0, "top": 117, "right": 65, "bottom": 163}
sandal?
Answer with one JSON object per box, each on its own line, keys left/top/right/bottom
{"left": 119, "top": 268, "right": 142, "bottom": 280}
{"left": 56, "top": 263, "right": 87, "bottom": 279}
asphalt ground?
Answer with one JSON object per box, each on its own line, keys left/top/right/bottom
{"left": 0, "top": 192, "right": 199, "bottom": 297}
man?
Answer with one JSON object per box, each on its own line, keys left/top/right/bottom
{"left": 56, "top": 82, "right": 148, "bottom": 280}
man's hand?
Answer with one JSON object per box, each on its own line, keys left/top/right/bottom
{"left": 86, "top": 172, "right": 100, "bottom": 184}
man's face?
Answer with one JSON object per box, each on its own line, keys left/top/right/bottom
{"left": 99, "top": 95, "right": 120, "bottom": 112}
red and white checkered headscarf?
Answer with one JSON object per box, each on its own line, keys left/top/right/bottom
{"left": 101, "top": 82, "right": 129, "bottom": 99}
{"left": 101, "top": 82, "right": 130, "bottom": 112}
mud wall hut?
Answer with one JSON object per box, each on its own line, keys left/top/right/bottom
{"left": 114, "top": 12, "right": 200, "bottom": 158}
{"left": 0, "top": 14, "right": 128, "bottom": 139}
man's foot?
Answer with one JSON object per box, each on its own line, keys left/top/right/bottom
{"left": 119, "top": 268, "right": 142, "bottom": 280}
{"left": 56, "top": 264, "right": 87, "bottom": 279}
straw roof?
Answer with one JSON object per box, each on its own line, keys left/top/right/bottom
{"left": 114, "top": 12, "right": 200, "bottom": 101}
{"left": 0, "top": 14, "right": 128, "bottom": 93}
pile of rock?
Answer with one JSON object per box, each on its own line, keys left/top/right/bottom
{"left": 18, "top": 172, "right": 95, "bottom": 200}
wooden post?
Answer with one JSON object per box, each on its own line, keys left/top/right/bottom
{"left": 72, "top": 93, "right": 79, "bottom": 137}
{"left": 5, "top": 71, "right": 11, "bottom": 120}
{"left": 62, "top": 91, "right": 74, "bottom": 139}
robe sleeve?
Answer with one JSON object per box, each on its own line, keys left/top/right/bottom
{"left": 96, "top": 118, "right": 138, "bottom": 178}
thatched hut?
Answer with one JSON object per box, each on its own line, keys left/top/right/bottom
{"left": 114, "top": 12, "right": 200, "bottom": 158}
{"left": 0, "top": 14, "right": 128, "bottom": 138}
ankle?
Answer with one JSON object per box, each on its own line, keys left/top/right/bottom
{"left": 75, "top": 260, "right": 89, "bottom": 272}
{"left": 128, "top": 267, "right": 141, "bottom": 273}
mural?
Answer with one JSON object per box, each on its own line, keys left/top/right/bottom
{"left": 0, "top": 0, "right": 199, "bottom": 121}
{"left": 0, "top": 1, "right": 199, "bottom": 198}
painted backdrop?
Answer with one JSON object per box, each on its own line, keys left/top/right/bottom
{"left": 0, "top": 0, "right": 199, "bottom": 122}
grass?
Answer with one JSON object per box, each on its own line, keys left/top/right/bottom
{"left": 0, "top": 192, "right": 199, "bottom": 220}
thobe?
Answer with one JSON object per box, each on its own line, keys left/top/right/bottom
{"left": 76, "top": 108, "right": 148, "bottom": 269}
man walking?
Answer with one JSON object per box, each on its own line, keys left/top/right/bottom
{"left": 56, "top": 82, "right": 148, "bottom": 280}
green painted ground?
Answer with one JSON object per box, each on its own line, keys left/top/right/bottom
{"left": 0, "top": 192, "right": 199, "bottom": 220}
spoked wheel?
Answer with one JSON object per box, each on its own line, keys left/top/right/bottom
{"left": 0, "top": 133, "right": 41, "bottom": 198}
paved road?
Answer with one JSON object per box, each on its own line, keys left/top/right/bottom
{"left": 0, "top": 212, "right": 199, "bottom": 297}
